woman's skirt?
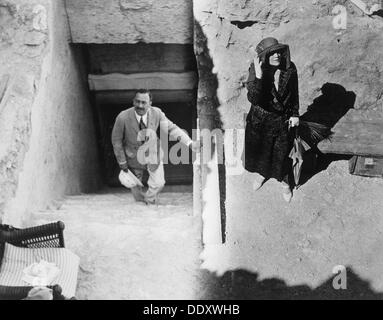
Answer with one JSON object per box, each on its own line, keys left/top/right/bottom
{"left": 242, "top": 104, "right": 293, "bottom": 182}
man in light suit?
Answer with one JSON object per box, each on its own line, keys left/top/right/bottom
{"left": 111, "top": 89, "right": 199, "bottom": 204}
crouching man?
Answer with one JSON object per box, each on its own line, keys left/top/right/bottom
{"left": 111, "top": 89, "right": 199, "bottom": 205}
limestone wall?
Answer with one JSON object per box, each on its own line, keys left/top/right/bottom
{"left": 65, "top": 0, "right": 193, "bottom": 44}
{"left": 195, "top": 0, "right": 383, "bottom": 293}
{"left": 0, "top": 0, "right": 101, "bottom": 226}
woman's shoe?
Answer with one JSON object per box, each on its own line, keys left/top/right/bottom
{"left": 282, "top": 184, "right": 293, "bottom": 203}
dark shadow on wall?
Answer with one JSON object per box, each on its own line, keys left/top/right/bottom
{"left": 77, "top": 44, "right": 108, "bottom": 187}
{"left": 301, "top": 83, "right": 356, "bottom": 129}
{"left": 194, "top": 21, "right": 227, "bottom": 244}
{"left": 372, "top": 10, "right": 383, "bottom": 18}
{"left": 297, "top": 83, "right": 356, "bottom": 187}
{"left": 230, "top": 20, "right": 258, "bottom": 29}
{"left": 199, "top": 267, "right": 383, "bottom": 300}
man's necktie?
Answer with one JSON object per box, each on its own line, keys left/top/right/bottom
{"left": 139, "top": 116, "right": 147, "bottom": 131}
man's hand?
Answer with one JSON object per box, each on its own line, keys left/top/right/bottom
{"left": 289, "top": 117, "right": 300, "bottom": 128}
{"left": 189, "top": 140, "right": 201, "bottom": 153}
{"left": 119, "top": 162, "right": 129, "bottom": 172}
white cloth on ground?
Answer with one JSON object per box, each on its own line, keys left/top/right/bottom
{"left": 22, "top": 260, "right": 60, "bottom": 286}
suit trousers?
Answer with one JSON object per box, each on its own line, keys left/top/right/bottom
{"left": 130, "top": 163, "right": 166, "bottom": 203}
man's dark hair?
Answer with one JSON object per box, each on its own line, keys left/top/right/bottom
{"left": 135, "top": 89, "right": 152, "bottom": 101}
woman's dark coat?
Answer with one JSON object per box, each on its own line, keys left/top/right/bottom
{"left": 242, "top": 40, "right": 300, "bottom": 182}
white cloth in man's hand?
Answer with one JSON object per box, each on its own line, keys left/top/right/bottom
{"left": 119, "top": 170, "right": 144, "bottom": 189}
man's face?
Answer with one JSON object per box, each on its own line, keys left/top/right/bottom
{"left": 133, "top": 93, "right": 151, "bottom": 116}
{"left": 269, "top": 52, "right": 281, "bottom": 67}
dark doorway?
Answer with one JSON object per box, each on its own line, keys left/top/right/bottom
{"left": 156, "top": 101, "right": 194, "bottom": 185}
{"left": 85, "top": 43, "right": 198, "bottom": 187}
{"left": 97, "top": 99, "right": 196, "bottom": 187}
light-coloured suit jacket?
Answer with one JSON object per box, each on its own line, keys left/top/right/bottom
{"left": 111, "top": 106, "right": 192, "bottom": 171}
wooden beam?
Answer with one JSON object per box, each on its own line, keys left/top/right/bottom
{"left": 95, "top": 90, "right": 196, "bottom": 105}
{"left": 349, "top": 0, "right": 382, "bottom": 15}
{"left": 88, "top": 72, "right": 198, "bottom": 91}
{"left": 87, "top": 44, "right": 196, "bottom": 75}
{"left": 318, "top": 110, "right": 383, "bottom": 156}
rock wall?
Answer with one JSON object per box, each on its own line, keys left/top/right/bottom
{"left": 65, "top": 0, "right": 193, "bottom": 44}
{"left": 195, "top": 0, "right": 383, "bottom": 293}
{"left": 0, "top": 0, "right": 102, "bottom": 226}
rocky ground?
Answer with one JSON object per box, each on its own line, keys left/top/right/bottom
{"left": 201, "top": 159, "right": 383, "bottom": 299}
{"left": 27, "top": 162, "right": 383, "bottom": 300}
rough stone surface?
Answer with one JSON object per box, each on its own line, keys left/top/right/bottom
{"left": 65, "top": 0, "right": 193, "bottom": 44}
{"left": 195, "top": 0, "right": 383, "bottom": 295}
{"left": 0, "top": 0, "right": 101, "bottom": 225}
{"left": 194, "top": 0, "right": 383, "bottom": 131}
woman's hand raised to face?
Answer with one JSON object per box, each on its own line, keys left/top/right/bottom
{"left": 253, "top": 53, "right": 263, "bottom": 79}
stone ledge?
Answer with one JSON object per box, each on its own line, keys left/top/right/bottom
{"left": 88, "top": 72, "right": 198, "bottom": 91}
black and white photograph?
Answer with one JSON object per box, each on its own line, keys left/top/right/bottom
{"left": 0, "top": 0, "right": 383, "bottom": 307}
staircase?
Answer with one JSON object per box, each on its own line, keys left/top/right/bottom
{"left": 30, "top": 188, "right": 202, "bottom": 300}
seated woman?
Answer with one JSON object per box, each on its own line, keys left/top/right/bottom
{"left": 242, "top": 37, "right": 300, "bottom": 202}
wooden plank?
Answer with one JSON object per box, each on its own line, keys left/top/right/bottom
{"left": 349, "top": 156, "right": 383, "bottom": 178}
{"left": 88, "top": 72, "right": 198, "bottom": 91}
{"left": 88, "top": 44, "right": 196, "bottom": 74}
{"left": 95, "top": 90, "right": 196, "bottom": 104}
{"left": 318, "top": 110, "right": 383, "bottom": 156}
